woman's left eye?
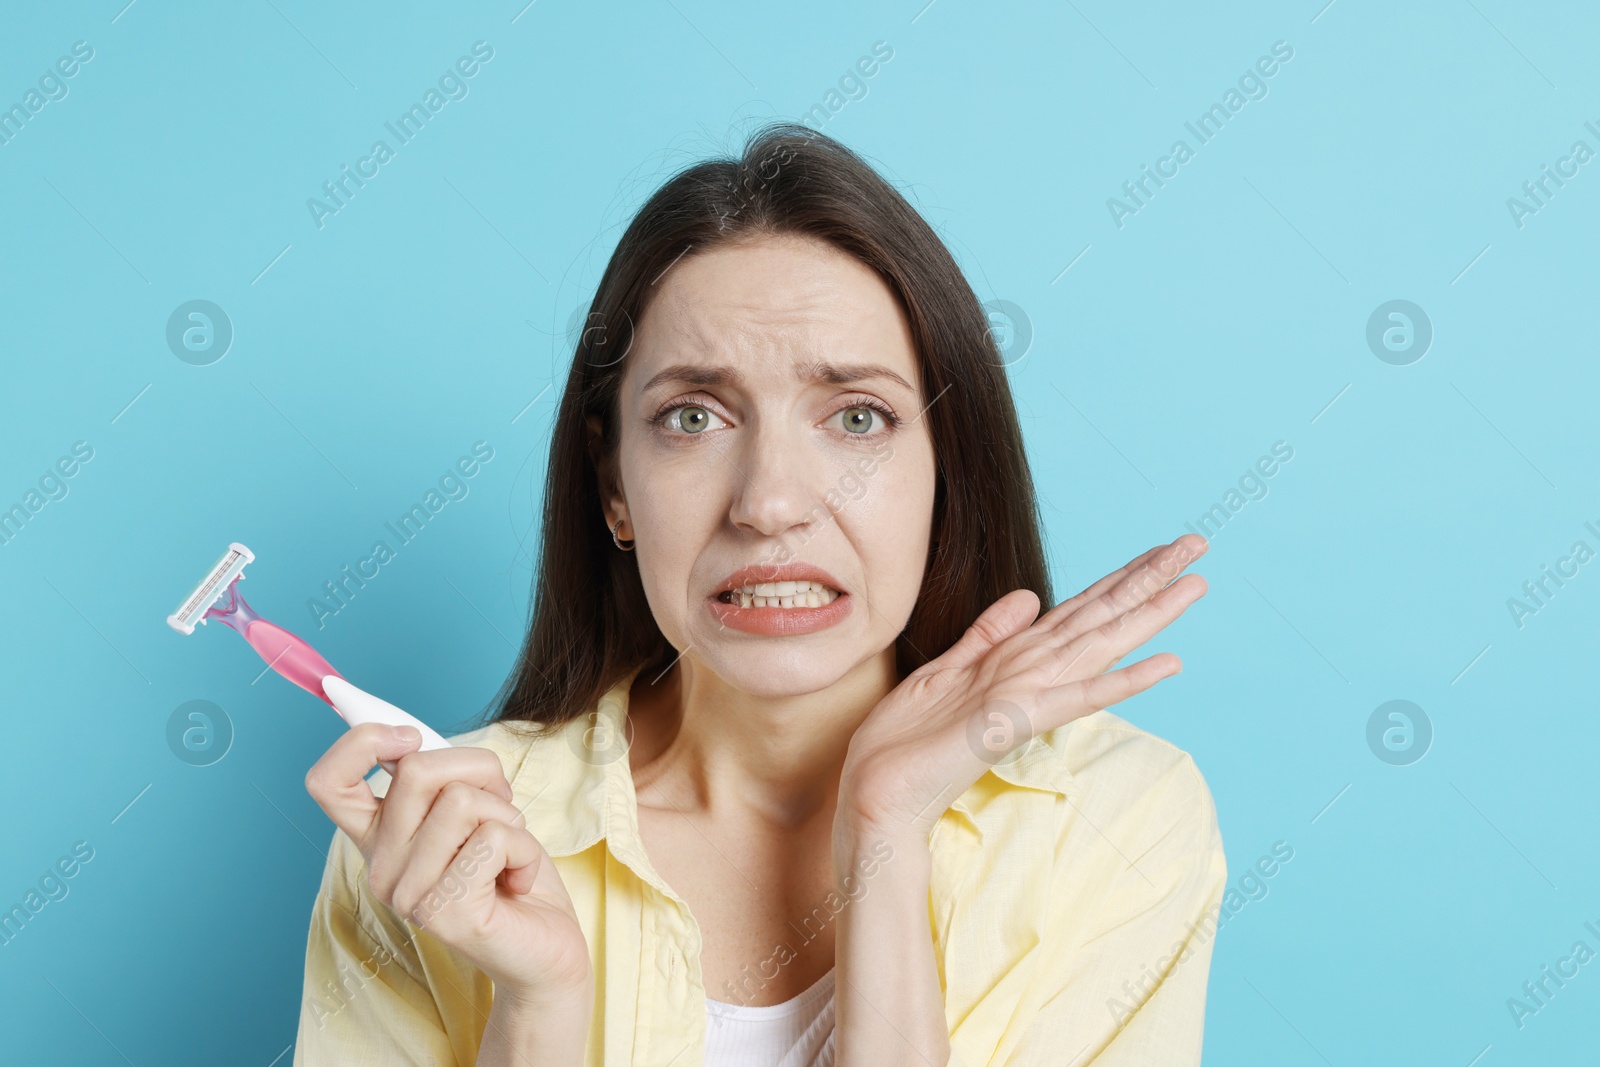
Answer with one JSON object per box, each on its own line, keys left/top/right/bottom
{"left": 829, "top": 403, "right": 897, "bottom": 436}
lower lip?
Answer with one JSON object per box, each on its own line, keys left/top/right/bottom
{"left": 706, "top": 591, "right": 853, "bottom": 635}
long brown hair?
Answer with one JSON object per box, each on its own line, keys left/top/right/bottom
{"left": 479, "top": 121, "right": 1052, "bottom": 734}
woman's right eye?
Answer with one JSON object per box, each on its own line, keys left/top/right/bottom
{"left": 659, "top": 404, "right": 729, "bottom": 435}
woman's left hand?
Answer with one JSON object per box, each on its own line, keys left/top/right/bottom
{"left": 837, "top": 534, "right": 1209, "bottom": 839}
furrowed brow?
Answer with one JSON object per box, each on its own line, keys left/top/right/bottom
{"left": 638, "top": 360, "right": 916, "bottom": 397}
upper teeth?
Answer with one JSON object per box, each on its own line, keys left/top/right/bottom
{"left": 723, "top": 580, "right": 840, "bottom": 608}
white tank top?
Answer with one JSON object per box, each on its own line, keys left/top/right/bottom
{"left": 703, "top": 966, "right": 836, "bottom": 1067}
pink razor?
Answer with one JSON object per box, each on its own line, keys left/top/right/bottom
{"left": 167, "top": 543, "right": 451, "bottom": 752}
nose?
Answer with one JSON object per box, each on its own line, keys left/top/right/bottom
{"left": 725, "top": 422, "right": 828, "bottom": 540}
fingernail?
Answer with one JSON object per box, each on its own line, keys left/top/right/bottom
{"left": 392, "top": 725, "right": 421, "bottom": 743}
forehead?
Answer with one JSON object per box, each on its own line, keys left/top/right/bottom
{"left": 623, "top": 233, "right": 919, "bottom": 396}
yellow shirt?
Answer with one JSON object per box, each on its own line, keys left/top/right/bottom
{"left": 294, "top": 664, "right": 1227, "bottom": 1066}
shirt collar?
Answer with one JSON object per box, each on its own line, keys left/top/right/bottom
{"left": 508, "top": 663, "right": 688, "bottom": 903}
{"left": 508, "top": 663, "right": 1077, "bottom": 869}
{"left": 971, "top": 721, "right": 1079, "bottom": 803}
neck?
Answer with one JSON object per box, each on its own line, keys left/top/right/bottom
{"left": 627, "top": 651, "right": 898, "bottom": 828}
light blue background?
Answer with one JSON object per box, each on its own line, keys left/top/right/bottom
{"left": 2, "top": 0, "right": 1596, "bottom": 1063}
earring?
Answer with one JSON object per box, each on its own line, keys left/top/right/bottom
{"left": 612, "top": 517, "right": 635, "bottom": 552}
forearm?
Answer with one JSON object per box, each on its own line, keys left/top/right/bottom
{"left": 831, "top": 818, "right": 950, "bottom": 1067}
{"left": 474, "top": 982, "right": 591, "bottom": 1067}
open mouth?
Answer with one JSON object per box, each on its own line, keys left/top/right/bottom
{"left": 715, "top": 580, "right": 843, "bottom": 609}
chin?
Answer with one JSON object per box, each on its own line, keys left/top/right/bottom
{"left": 691, "top": 640, "right": 859, "bottom": 699}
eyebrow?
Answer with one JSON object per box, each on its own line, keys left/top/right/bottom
{"left": 638, "top": 360, "right": 916, "bottom": 397}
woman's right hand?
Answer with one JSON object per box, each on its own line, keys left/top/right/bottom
{"left": 303, "top": 722, "right": 592, "bottom": 1006}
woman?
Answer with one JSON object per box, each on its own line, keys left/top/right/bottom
{"left": 295, "top": 122, "right": 1223, "bottom": 1067}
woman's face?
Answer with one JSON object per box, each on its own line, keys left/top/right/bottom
{"left": 599, "top": 232, "right": 938, "bottom": 696}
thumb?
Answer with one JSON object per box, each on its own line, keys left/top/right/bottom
{"left": 375, "top": 725, "right": 423, "bottom": 781}
{"left": 304, "top": 722, "right": 426, "bottom": 845}
{"left": 936, "top": 588, "right": 1040, "bottom": 673}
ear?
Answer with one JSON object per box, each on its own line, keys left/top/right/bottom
{"left": 585, "top": 414, "right": 626, "bottom": 527}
